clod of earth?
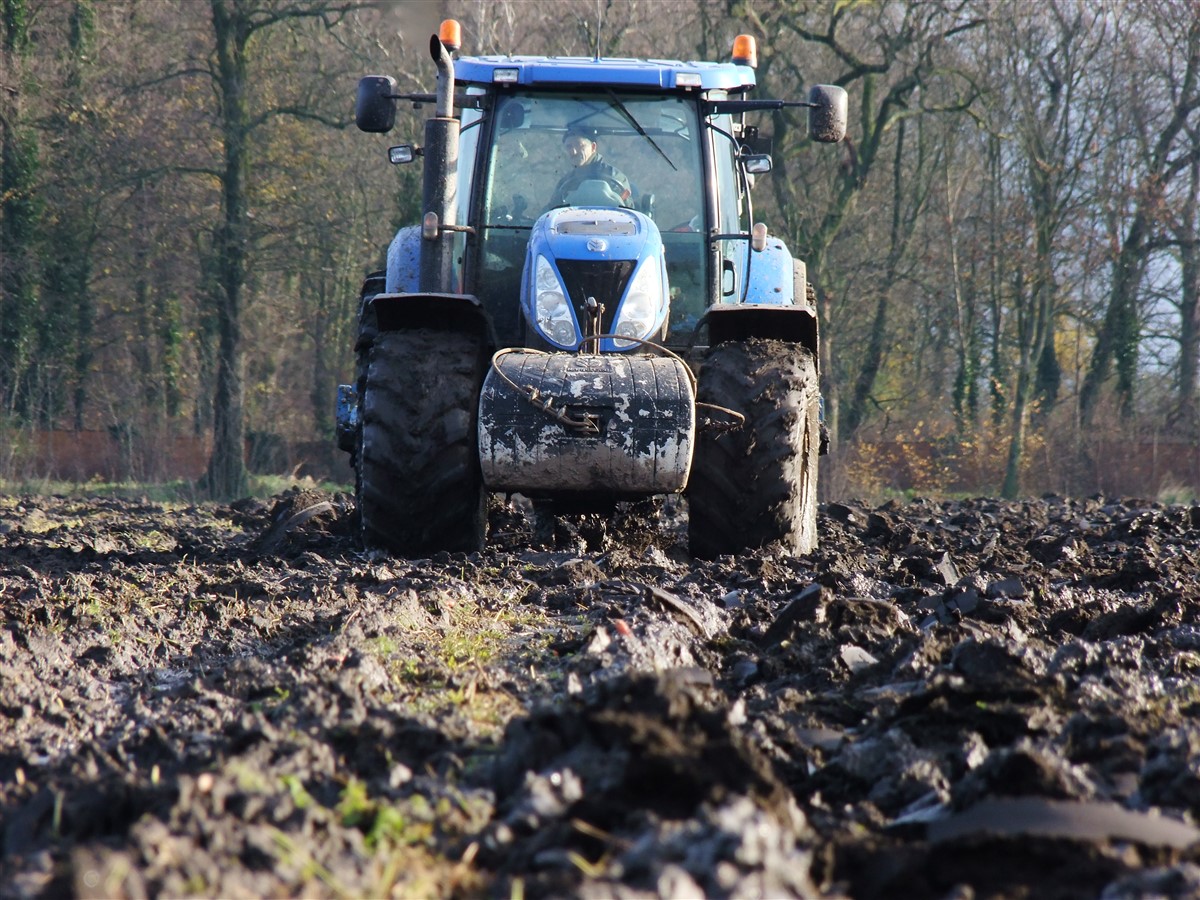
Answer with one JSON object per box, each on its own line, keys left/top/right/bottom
{"left": 3, "top": 490, "right": 1200, "bottom": 897}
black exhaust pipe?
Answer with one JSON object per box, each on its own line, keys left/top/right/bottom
{"left": 420, "top": 34, "right": 460, "bottom": 293}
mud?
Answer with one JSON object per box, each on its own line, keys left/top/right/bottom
{"left": 3, "top": 490, "right": 1200, "bottom": 898}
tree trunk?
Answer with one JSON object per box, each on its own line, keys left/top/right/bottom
{"left": 0, "top": 0, "right": 40, "bottom": 419}
{"left": 842, "top": 118, "right": 912, "bottom": 441}
{"left": 1078, "top": 209, "right": 1150, "bottom": 427}
{"left": 202, "top": 0, "right": 251, "bottom": 498}
{"left": 986, "top": 135, "right": 1008, "bottom": 431}
{"left": 842, "top": 291, "right": 888, "bottom": 440}
{"left": 1002, "top": 366, "right": 1030, "bottom": 499}
{"left": 1177, "top": 156, "right": 1200, "bottom": 430}
{"left": 1001, "top": 228, "right": 1058, "bottom": 500}
{"left": 947, "top": 160, "right": 978, "bottom": 435}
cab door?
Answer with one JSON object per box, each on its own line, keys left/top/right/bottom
{"left": 708, "top": 111, "right": 751, "bottom": 307}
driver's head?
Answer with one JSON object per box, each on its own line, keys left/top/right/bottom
{"left": 562, "top": 127, "right": 598, "bottom": 168}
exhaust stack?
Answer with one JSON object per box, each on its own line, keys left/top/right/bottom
{"left": 419, "top": 33, "right": 460, "bottom": 293}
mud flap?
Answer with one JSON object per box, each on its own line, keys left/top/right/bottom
{"left": 478, "top": 352, "right": 695, "bottom": 495}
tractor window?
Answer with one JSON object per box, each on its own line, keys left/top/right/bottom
{"left": 711, "top": 113, "right": 749, "bottom": 304}
{"left": 473, "top": 91, "right": 706, "bottom": 345}
{"left": 458, "top": 102, "right": 484, "bottom": 227}
{"left": 454, "top": 102, "right": 484, "bottom": 291}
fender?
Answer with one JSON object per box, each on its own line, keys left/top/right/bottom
{"left": 368, "top": 291, "right": 496, "bottom": 347}
{"left": 703, "top": 256, "right": 819, "bottom": 368}
{"left": 339, "top": 289, "right": 492, "bottom": 454}
{"left": 380, "top": 224, "right": 494, "bottom": 344}
{"left": 701, "top": 304, "right": 818, "bottom": 362}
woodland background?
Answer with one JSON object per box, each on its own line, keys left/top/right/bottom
{"left": 2, "top": 0, "right": 1199, "bottom": 501}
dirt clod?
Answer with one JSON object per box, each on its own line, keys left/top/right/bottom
{"left": 3, "top": 492, "right": 1200, "bottom": 897}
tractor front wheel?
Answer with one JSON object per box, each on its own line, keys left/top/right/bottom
{"left": 357, "top": 328, "right": 487, "bottom": 555}
{"left": 688, "top": 338, "right": 819, "bottom": 558}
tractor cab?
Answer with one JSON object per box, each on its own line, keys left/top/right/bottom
{"left": 374, "top": 52, "right": 778, "bottom": 350}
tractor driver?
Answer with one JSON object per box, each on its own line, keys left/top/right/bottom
{"left": 548, "top": 127, "right": 633, "bottom": 209}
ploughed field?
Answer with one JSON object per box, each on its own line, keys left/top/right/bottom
{"left": 3, "top": 489, "right": 1200, "bottom": 898}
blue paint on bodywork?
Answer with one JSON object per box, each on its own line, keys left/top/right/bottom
{"left": 742, "top": 239, "right": 794, "bottom": 306}
{"left": 522, "top": 207, "right": 669, "bottom": 352}
{"left": 533, "top": 207, "right": 659, "bottom": 264}
{"left": 385, "top": 225, "right": 422, "bottom": 294}
{"left": 454, "top": 56, "right": 755, "bottom": 92}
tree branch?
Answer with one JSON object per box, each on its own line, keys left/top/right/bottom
{"left": 248, "top": 105, "right": 351, "bottom": 131}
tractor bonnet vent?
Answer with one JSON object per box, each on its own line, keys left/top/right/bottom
{"left": 553, "top": 208, "right": 638, "bottom": 236}
{"left": 556, "top": 259, "right": 636, "bottom": 333}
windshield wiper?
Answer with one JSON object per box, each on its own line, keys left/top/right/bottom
{"left": 605, "top": 89, "right": 676, "bottom": 172}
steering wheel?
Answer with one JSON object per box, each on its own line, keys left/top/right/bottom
{"left": 500, "top": 194, "right": 536, "bottom": 225}
{"left": 668, "top": 215, "right": 702, "bottom": 233}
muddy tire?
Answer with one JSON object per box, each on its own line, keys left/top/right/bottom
{"left": 357, "top": 328, "right": 487, "bottom": 555}
{"left": 688, "top": 339, "right": 819, "bottom": 558}
{"left": 341, "top": 273, "right": 385, "bottom": 461}
{"left": 353, "top": 272, "right": 386, "bottom": 409}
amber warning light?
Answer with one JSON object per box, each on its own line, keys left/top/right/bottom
{"left": 732, "top": 34, "right": 757, "bottom": 68}
{"left": 439, "top": 19, "right": 461, "bottom": 53}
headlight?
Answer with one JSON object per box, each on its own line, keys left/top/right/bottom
{"left": 612, "top": 259, "right": 663, "bottom": 348}
{"left": 534, "top": 255, "right": 578, "bottom": 347}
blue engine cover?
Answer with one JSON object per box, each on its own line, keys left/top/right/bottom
{"left": 521, "top": 207, "right": 669, "bottom": 352}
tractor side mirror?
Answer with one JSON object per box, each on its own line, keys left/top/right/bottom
{"left": 356, "top": 75, "right": 398, "bottom": 133}
{"left": 808, "top": 84, "right": 847, "bottom": 144}
{"left": 743, "top": 154, "right": 772, "bottom": 175}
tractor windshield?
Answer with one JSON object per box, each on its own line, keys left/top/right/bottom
{"left": 474, "top": 91, "right": 706, "bottom": 344}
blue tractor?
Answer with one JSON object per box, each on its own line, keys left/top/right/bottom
{"left": 337, "top": 22, "right": 847, "bottom": 557}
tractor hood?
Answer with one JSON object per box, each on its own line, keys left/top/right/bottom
{"left": 538, "top": 206, "right": 658, "bottom": 261}
{"left": 522, "top": 207, "right": 669, "bottom": 352}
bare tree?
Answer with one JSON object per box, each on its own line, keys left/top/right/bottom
{"left": 1078, "top": 3, "right": 1200, "bottom": 428}
{"left": 984, "top": 1, "right": 1113, "bottom": 496}
{"left": 840, "top": 115, "right": 940, "bottom": 439}
{"left": 1181, "top": 152, "right": 1200, "bottom": 423}
{"left": 740, "top": 0, "right": 983, "bottom": 447}
{"left": 195, "top": 0, "right": 365, "bottom": 497}
{"left": 1, "top": 0, "right": 40, "bottom": 420}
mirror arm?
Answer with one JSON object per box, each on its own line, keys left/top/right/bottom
{"left": 387, "top": 91, "right": 487, "bottom": 110}
{"left": 708, "top": 99, "right": 818, "bottom": 114}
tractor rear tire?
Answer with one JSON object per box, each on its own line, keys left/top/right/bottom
{"left": 357, "top": 328, "right": 487, "bottom": 555}
{"left": 688, "top": 339, "right": 819, "bottom": 558}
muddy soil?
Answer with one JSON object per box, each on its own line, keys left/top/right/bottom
{"left": 3, "top": 489, "right": 1200, "bottom": 898}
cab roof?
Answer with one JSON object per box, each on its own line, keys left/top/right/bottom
{"left": 453, "top": 55, "right": 756, "bottom": 93}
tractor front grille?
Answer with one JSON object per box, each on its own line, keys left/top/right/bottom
{"left": 556, "top": 259, "right": 636, "bottom": 337}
